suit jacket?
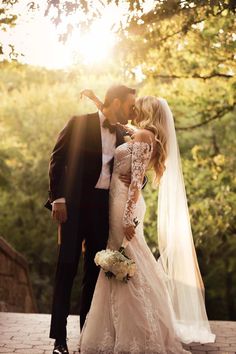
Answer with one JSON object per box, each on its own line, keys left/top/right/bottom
{"left": 45, "top": 112, "right": 125, "bottom": 210}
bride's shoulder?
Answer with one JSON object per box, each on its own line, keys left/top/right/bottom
{"left": 132, "top": 129, "right": 155, "bottom": 144}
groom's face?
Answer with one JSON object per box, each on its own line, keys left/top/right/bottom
{"left": 115, "top": 93, "right": 136, "bottom": 124}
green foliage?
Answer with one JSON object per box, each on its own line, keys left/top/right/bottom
{"left": 0, "top": 1, "right": 19, "bottom": 59}
{"left": 184, "top": 139, "right": 236, "bottom": 320}
{"left": 45, "top": 0, "right": 236, "bottom": 36}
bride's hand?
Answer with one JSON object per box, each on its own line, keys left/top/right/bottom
{"left": 123, "top": 225, "right": 135, "bottom": 241}
{"left": 116, "top": 123, "right": 136, "bottom": 135}
{"left": 80, "top": 89, "right": 96, "bottom": 100}
{"left": 80, "top": 89, "right": 103, "bottom": 110}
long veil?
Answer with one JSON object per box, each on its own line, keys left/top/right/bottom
{"left": 157, "top": 98, "right": 215, "bottom": 344}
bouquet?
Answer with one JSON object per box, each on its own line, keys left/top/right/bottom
{"left": 94, "top": 218, "right": 139, "bottom": 283}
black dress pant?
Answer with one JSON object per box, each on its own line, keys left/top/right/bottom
{"left": 49, "top": 189, "right": 109, "bottom": 341}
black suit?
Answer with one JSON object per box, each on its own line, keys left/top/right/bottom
{"left": 45, "top": 112, "right": 125, "bottom": 340}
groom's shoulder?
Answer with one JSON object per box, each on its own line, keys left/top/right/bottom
{"left": 69, "top": 111, "right": 98, "bottom": 126}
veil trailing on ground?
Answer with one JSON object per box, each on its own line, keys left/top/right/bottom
{"left": 157, "top": 98, "right": 215, "bottom": 344}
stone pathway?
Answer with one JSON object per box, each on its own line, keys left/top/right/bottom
{"left": 0, "top": 313, "right": 235, "bottom": 353}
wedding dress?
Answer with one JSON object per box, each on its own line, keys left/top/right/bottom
{"left": 79, "top": 140, "right": 191, "bottom": 354}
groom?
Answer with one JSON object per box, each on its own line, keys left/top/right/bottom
{"left": 45, "top": 85, "right": 137, "bottom": 354}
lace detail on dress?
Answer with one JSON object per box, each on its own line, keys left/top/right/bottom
{"left": 80, "top": 348, "right": 191, "bottom": 354}
{"left": 123, "top": 142, "right": 153, "bottom": 227}
{"left": 100, "top": 328, "right": 114, "bottom": 350}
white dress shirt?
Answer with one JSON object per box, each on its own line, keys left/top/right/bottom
{"left": 53, "top": 111, "right": 116, "bottom": 204}
{"left": 95, "top": 110, "right": 116, "bottom": 189}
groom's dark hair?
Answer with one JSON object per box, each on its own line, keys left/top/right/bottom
{"left": 103, "top": 85, "right": 136, "bottom": 108}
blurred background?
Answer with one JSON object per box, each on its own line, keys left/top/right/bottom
{"left": 0, "top": 0, "right": 235, "bottom": 320}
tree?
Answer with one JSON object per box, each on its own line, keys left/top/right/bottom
{"left": 0, "top": 1, "right": 18, "bottom": 58}
{"left": 0, "top": 0, "right": 40, "bottom": 59}
{"left": 44, "top": 0, "right": 236, "bottom": 129}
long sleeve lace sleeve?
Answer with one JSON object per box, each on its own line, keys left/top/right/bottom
{"left": 123, "top": 141, "right": 153, "bottom": 228}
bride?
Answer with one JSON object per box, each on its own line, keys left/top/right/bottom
{"left": 78, "top": 92, "right": 215, "bottom": 353}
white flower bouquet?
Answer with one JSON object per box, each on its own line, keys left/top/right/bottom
{"left": 94, "top": 218, "right": 139, "bottom": 283}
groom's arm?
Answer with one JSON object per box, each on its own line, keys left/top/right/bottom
{"left": 119, "top": 174, "right": 148, "bottom": 190}
{"left": 48, "top": 116, "right": 76, "bottom": 203}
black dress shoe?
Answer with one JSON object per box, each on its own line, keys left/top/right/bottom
{"left": 53, "top": 341, "right": 69, "bottom": 354}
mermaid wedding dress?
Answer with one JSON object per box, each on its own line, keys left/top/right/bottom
{"left": 78, "top": 140, "right": 193, "bottom": 354}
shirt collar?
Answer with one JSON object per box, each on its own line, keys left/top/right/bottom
{"left": 98, "top": 110, "right": 116, "bottom": 127}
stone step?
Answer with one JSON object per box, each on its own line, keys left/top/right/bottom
{"left": 0, "top": 312, "right": 235, "bottom": 353}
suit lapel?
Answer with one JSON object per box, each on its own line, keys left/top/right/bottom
{"left": 115, "top": 126, "right": 125, "bottom": 147}
{"left": 85, "top": 115, "right": 125, "bottom": 175}
{"left": 109, "top": 126, "right": 125, "bottom": 173}
{"left": 86, "top": 112, "right": 102, "bottom": 157}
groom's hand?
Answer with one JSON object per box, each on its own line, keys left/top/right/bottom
{"left": 123, "top": 225, "right": 135, "bottom": 241}
{"left": 119, "top": 173, "right": 131, "bottom": 187}
{"left": 52, "top": 202, "right": 67, "bottom": 223}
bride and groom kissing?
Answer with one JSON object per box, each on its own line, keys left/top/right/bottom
{"left": 45, "top": 85, "right": 215, "bottom": 354}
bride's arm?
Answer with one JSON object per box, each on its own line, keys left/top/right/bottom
{"left": 123, "top": 131, "right": 153, "bottom": 241}
{"left": 80, "top": 89, "right": 103, "bottom": 110}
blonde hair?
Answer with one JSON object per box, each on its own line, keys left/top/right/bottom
{"left": 135, "top": 96, "right": 168, "bottom": 184}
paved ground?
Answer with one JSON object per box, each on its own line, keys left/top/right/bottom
{"left": 0, "top": 312, "right": 235, "bottom": 354}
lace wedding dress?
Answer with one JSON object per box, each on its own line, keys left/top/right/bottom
{"left": 79, "top": 141, "right": 191, "bottom": 354}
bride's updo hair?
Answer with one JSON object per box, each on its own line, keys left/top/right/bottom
{"left": 135, "top": 96, "right": 168, "bottom": 184}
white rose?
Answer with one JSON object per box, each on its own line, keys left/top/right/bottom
{"left": 116, "top": 272, "right": 127, "bottom": 281}
{"left": 111, "top": 262, "right": 123, "bottom": 275}
{"left": 128, "top": 263, "right": 136, "bottom": 277}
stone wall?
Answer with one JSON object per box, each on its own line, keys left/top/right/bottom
{"left": 0, "top": 236, "right": 37, "bottom": 313}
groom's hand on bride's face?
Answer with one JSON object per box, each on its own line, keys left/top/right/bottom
{"left": 119, "top": 173, "right": 131, "bottom": 187}
{"left": 51, "top": 203, "right": 68, "bottom": 223}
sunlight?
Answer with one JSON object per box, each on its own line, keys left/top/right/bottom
{"left": 1, "top": 0, "right": 73, "bottom": 69}
{"left": 66, "top": 3, "right": 122, "bottom": 66}
{"left": 1, "top": 0, "right": 156, "bottom": 69}
{"left": 76, "top": 26, "right": 116, "bottom": 65}
{"left": 1, "top": 0, "right": 119, "bottom": 69}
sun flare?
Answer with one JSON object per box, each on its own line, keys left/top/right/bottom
{"left": 76, "top": 27, "right": 116, "bottom": 65}
{"left": 68, "top": 7, "right": 119, "bottom": 66}
{"left": 1, "top": 1, "right": 119, "bottom": 69}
